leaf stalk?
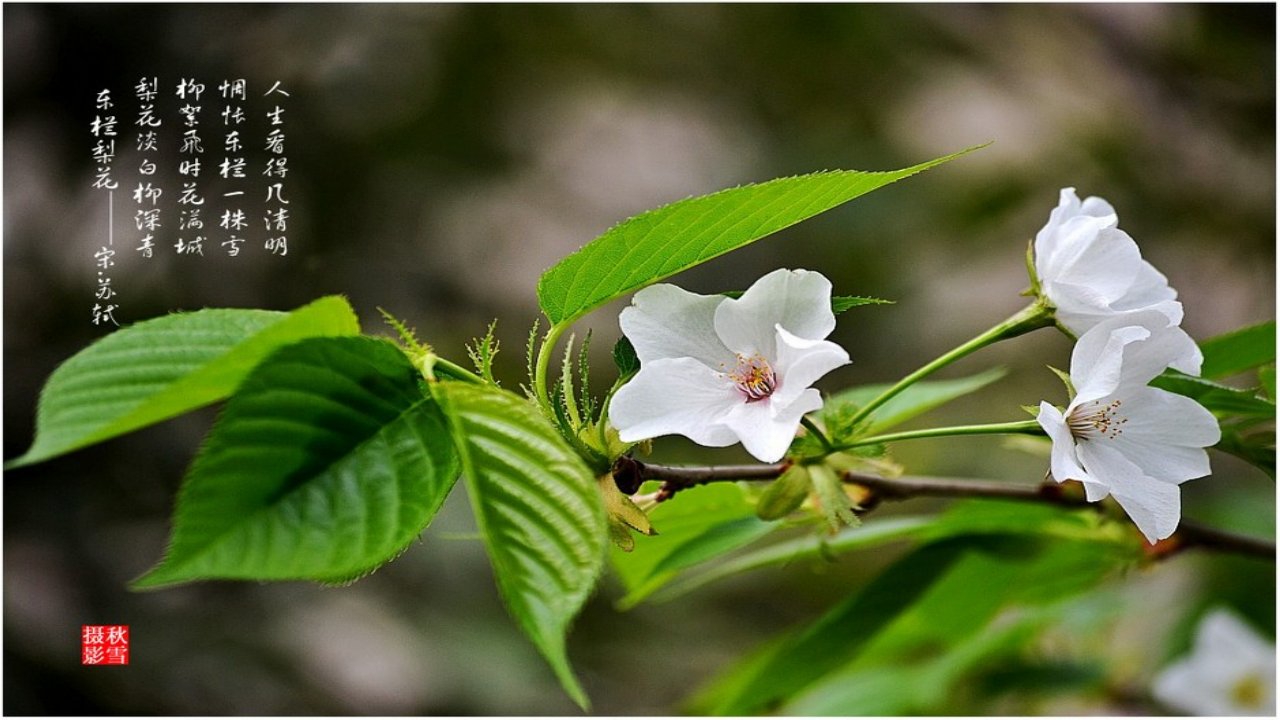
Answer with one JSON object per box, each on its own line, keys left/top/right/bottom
{"left": 534, "top": 321, "right": 570, "bottom": 415}
{"left": 846, "top": 299, "right": 1054, "bottom": 429}
{"left": 831, "top": 419, "right": 1044, "bottom": 451}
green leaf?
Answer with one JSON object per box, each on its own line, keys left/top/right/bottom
{"left": 1048, "top": 365, "right": 1075, "bottom": 397}
{"left": 9, "top": 296, "right": 360, "bottom": 468}
{"left": 782, "top": 667, "right": 921, "bottom": 716}
{"left": 784, "top": 621, "right": 1041, "bottom": 715}
{"left": 133, "top": 336, "right": 459, "bottom": 588}
{"left": 536, "top": 146, "right": 984, "bottom": 326}
{"left": 695, "top": 523, "right": 1133, "bottom": 715}
{"left": 834, "top": 367, "right": 1008, "bottom": 435}
{"left": 1150, "top": 371, "right": 1276, "bottom": 419}
{"left": 651, "top": 516, "right": 934, "bottom": 604}
{"left": 611, "top": 336, "right": 640, "bottom": 378}
{"left": 783, "top": 666, "right": 926, "bottom": 712}
{"left": 832, "top": 295, "right": 894, "bottom": 314}
{"left": 610, "top": 483, "right": 773, "bottom": 609}
{"left": 1200, "top": 320, "right": 1276, "bottom": 379}
{"left": 783, "top": 539, "right": 1127, "bottom": 715}
{"left": 654, "top": 499, "right": 1133, "bottom": 605}
{"left": 811, "top": 463, "right": 858, "bottom": 531}
{"left": 1216, "top": 425, "right": 1276, "bottom": 477}
{"left": 690, "top": 540, "right": 970, "bottom": 714}
{"left": 972, "top": 659, "right": 1108, "bottom": 703}
{"left": 1260, "top": 365, "right": 1276, "bottom": 401}
{"left": 465, "top": 319, "right": 501, "bottom": 385}
{"left": 432, "top": 382, "right": 606, "bottom": 710}
{"left": 756, "top": 464, "right": 813, "bottom": 520}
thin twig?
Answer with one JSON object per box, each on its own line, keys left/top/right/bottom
{"left": 615, "top": 458, "right": 1275, "bottom": 561}
{"left": 1174, "top": 520, "right": 1275, "bottom": 561}
{"left": 841, "top": 471, "right": 1086, "bottom": 506}
{"left": 613, "top": 456, "right": 787, "bottom": 498}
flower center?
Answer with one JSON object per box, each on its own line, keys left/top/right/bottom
{"left": 1231, "top": 673, "right": 1266, "bottom": 709}
{"left": 726, "top": 353, "right": 777, "bottom": 403}
{"left": 1067, "top": 399, "right": 1128, "bottom": 440}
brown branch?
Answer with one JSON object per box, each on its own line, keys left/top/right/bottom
{"left": 1173, "top": 520, "right": 1275, "bottom": 561}
{"left": 611, "top": 455, "right": 787, "bottom": 497}
{"left": 613, "top": 458, "right": 1275, "bottom": 562}
{"left": 842, "top": 472, "right": 1088, "bottom": 506}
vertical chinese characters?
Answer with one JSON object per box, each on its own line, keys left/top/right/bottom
{"left": 134, "top": 76, "right": 161, "bottom": 260}
{"left": 86, "top": 77, "right": 300, "bottom": 326}
{"left": 175, "top": 78, "right": 206, "bottom": 256}
{"left": 219, "top": 78, "right": 247, "bottom": 256}
{"left": 263, "top": 81, "right": 290, "bottom": 256}
{"left": 90, "top": 88, "right": 119, "bottom": 327}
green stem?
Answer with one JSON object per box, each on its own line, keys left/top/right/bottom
{"left": 431, "top": 356, "right": 486, "bottom": 384}
{"left": 846, "top": 299, "right": 1055, "bottom": 428}
{"left": 597, "top": 375, "right": 630, "bottom": 451}
{"left": 559, "top": 333, "right": 583, "bottom": 428}
{"left": 800, "top": 416, "right": 834, "bottom": 451}
{"left": 834, "top": 419, "right": 1044, "bottom": 451}
{"left": 534, "top": 321, "right": 569, "bottom": 415}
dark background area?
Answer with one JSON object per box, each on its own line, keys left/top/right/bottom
{"left": 4, "top": 3, "right": 1274, "bottom": 714}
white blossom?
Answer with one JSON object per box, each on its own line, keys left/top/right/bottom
{"left": 1036, "top": 310, "right": 1219, "bottom": 543}
{"left": 1153, "top": 608, "right": 1276, "bottom": 716}
{"left": 1034, "top": 187, "right": 1201, "bottom": 374}
{"left": 609, "top": 269, "right": 849, "bottom": 462}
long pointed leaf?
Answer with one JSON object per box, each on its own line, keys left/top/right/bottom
{"left": 133, "top": 336, "right": 459, "bottom": 588}
{"left": 537, "top": 146, "right": 984, "bottom": 326}
{"left": 433, "top": 381, "right": 606, "bottom": 710}
{"left": 9, "top": 296, "right": 360, "bottom": 468}
{"left": 1200, "top": 320, "right": 1276, "bottom": 379}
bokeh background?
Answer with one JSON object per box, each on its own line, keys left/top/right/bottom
{"left": 4, "top": 3, "right": 1274, "bottom": 714}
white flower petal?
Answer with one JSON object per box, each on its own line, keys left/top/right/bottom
{"left": 771, "top": 325, "right": 850, "bottom": 407}
{"left": 1113, "top": 314, "right": 1202, "bottom": 388}
{"left": 1046, "top": 226, "right": 1143, "bottom": 306}
{"left": 1166, "top": 329, "right": 1204, "bottom": 377}
{"left": 1034, "top": 188, "right": 1118, "bottom": 277}
{"left": 1070, "top": 310, "right": 1197, "bottom": 403}
{"left": 1153, "top": 659, "right": 1232, "bottom": 716}
{"left": 1037, "top": 214, "right": 1118, "bottom": 285}
{"left": 1081, "top": 480, "right": 1111, "bottom": 502}
{"left": 1078, "top": 194, "right": 1116, "bottom": 219}
{"left": 1069, "top": 323, "right": 1151, "bottom": 405}
{"left": 1199, "top": 610, "right": 1277, "bottom": 668}
{"left": 1105, "top": 437, "right": 1212, "bottom": 485}
{"left": 1077, "top": 441, "right": 1181, "bottom": 542}
{"left": 620, "top": 284, "right": 734, "bottom": 367}
{"left": 1107, "top": 386, "right": 1219, "bottom": 470}
{"left": 722, "top": 388, "right": 823, "bottom": 462}
{"left": 1113, "top": 260, "right": 1178, "bottom": 312}
{"left": 1037, "top": 401, "right": 1090, "bottom": 484}
{"left": 1129, "top": 299, "right": 1202, "bottom": 376}
{"left": 714, "top": 268, "right": 836, "bottom": 358}
{"left": 609, "top": 357, "right": 740, "bottom": 447}
{"left": 1154, "top": 610, "right": 1277, "bottom": 716}
{"left": 1052, "top": 307, "right": 1112, "bottom": 338}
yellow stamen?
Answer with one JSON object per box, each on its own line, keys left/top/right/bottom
{"left": 1231, "top": 673, "right": 1266, "bottom": 709}
{"left": 725, "top": 353, "right": 777, "bottom": 402}
{"left": 1067, "top": 399, "right": 1128, "bottom": 440}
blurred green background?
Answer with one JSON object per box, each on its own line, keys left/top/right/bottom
{"left": 4, "top": 3, "right": 1274, "bottom": 714}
